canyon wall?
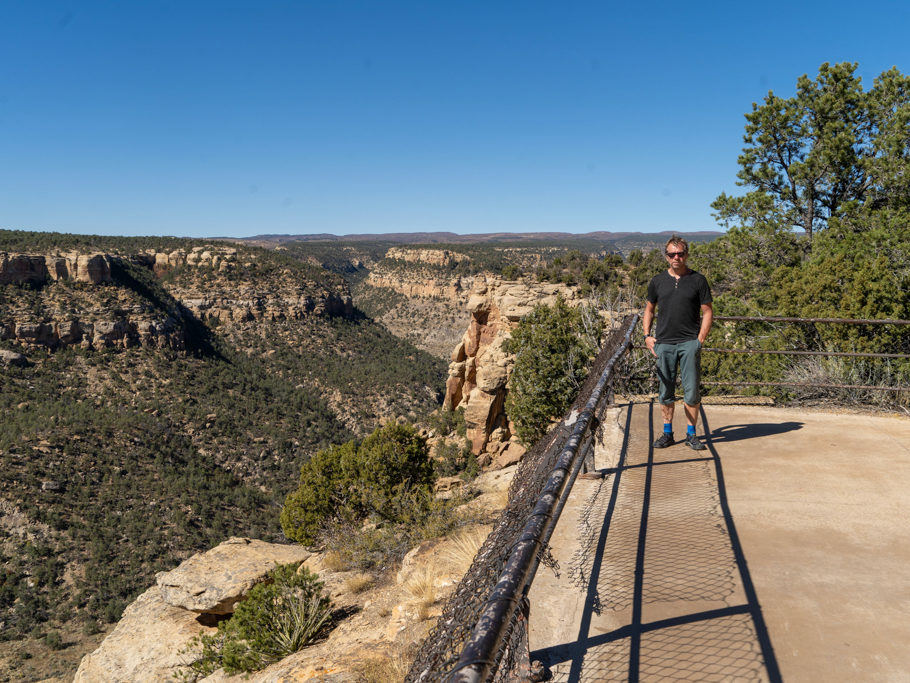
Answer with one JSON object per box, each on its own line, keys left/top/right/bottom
{"left": 0, "top": 246, "right": 353, "bottom": 351}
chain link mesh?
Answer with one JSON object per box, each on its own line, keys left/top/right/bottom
{"left": 406, "top": 315, "right": 637, "bottom": 682}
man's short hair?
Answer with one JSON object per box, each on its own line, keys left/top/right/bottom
{"left": 665, "top": 235, "right": 689, "bottom": 254}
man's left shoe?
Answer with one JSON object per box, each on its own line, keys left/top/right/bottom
{"left": 685, "top": 433, "right": 706, "bottom": 451}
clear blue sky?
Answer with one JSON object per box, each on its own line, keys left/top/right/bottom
{"left": 2, "top": 1, "right": 908, "bottom": 238}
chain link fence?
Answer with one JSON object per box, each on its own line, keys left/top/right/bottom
{"left": 405, "top": 314, "right": 639, "bottom": 682}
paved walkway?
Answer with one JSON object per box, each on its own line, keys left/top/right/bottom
{"left": 528, "top": 402, "right": 910, "bottom": 682}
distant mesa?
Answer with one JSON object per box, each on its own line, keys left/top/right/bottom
{"left": 240, "top": 229, "right": 723, "bottom": 247}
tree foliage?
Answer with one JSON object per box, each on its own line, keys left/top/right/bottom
{"left": 504, "top": 298, "right": 602, "bottom": 445}
{"left": 712, "top": 62, "right": 910, "bottom": 244}
{"left": 281, "top": 423, "right": 435, "bottom": 545}
{"left": 696, "top": 63, "right": 910, "bottom": 406}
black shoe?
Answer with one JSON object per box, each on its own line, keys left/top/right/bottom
{"left": 653, "top": 432, "right": 674, "bottom": 448}
{"left": 685, "top": 433, "right": 706, "bottom": 451}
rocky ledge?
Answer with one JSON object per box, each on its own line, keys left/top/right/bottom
{"left": 0, "top": 252, "right": 113, "bottom": 285}
{"left": 0, "top": 315, "right": 184, "bottom": 351}
{"left": 74, "top": 469, "right": 515, "bottom": 682}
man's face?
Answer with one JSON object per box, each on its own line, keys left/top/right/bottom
{"left": 665, "top": 246, "right": 688, "bottom": 267}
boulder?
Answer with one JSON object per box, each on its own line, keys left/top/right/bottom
{"left": 156, "top": 537, "right": 311, "bottom": 614}
{"left": 0, "top": 349, "right": 27, "bottom": 367}
{"left": 451, "top": 340, "right": 466, "bottom": 362}
{"left": 73, "top": 585, "right": 212, "bottom": 683}
{"left": 56, "top": 320, "right": 85, "bottom": 345}
{"left": 492, "top": 441, "right": 527, "bottom": 470}
{"left": 464, "top": 387, "right": 504, "bottom": 454}
{"left": 434, "top": 476, "right": 465, "bottom": 498}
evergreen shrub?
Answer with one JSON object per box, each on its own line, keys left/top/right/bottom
{"left": 504, "top": 298, "right": 602, "bottom": 445}
{"left": 181, "top": 563, "right": 332, "bottom": 678}
{"left": 281, "top": 423, "right": 435, "bottom": 545}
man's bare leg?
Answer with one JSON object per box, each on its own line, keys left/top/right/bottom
{"left": 661, "top": 402, "right": 675, "bottom": 425}
{"left": 683, "top": 402, "right": 700, "bottom": 430}
{"left": 681, "top": 402, "right": 707, "bottom": 449}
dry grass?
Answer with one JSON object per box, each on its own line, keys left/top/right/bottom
{"left": 352, "top": 645, "right": 414, "bottom": 683}
{"left": 344, "top": 573, "right": 374, "bottom": 594}
{"left": 442, "top": 526, "right": 489, "bottom": 570}
{"left": 321, "top": 550, "right": 347, "bottom": 572}
{"left": 404, "top": 564, "right": 437, "bottom": 620}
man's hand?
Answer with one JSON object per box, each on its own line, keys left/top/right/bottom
{"left": 645, "top": 335, "right": 657, "bottom": 357}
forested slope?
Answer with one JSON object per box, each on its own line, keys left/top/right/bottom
{"left": 0, "top": 230, "right": 445, "bottom": 681}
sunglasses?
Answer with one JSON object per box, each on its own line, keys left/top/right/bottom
{"left": 665, "top": 251, "right": 687, "bottom": 258}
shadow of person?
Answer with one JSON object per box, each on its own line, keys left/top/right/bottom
{"left": 709, "top": 422, "right": 803, "bottom": 443}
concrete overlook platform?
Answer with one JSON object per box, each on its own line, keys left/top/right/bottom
{"left": 528, "top": 402, "right": 910, "bottom": 682}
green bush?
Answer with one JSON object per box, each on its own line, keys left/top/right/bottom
{"left": 281, "top": 423, "right": 435, "bottom": 545}
{"left": 182, "top": 563, "right": 332, "bottom": 677}
{"left": 354, "top": 423, "right": 435, "bottom": 523}
{"left": 505, "top": 298, "right": 602, "bottom": 445}
{"left": 279, "top": 442, "right": 359, "bottom": 545}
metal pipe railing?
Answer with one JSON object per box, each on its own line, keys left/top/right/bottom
{"left": 713, "top": 315, "right": 910, "bottom": 325}
{"left": 447, "top": 314, "right": 639, "bottom": 682}
{"left": 640, "top": 314, "right": 910, "bottom": 396}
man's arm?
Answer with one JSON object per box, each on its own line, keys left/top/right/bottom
{"left": 643, "top": 300, "right": 657, "bottom": 356}
{"left": 698, "top": 303, "right": 713, "bottom": 344}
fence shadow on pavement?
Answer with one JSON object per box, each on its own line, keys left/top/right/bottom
{"left": 530, "top": 401, "right": 782, "bottom": 682}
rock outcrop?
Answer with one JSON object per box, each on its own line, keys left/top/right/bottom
{"left": 365, "top": 247, "right": 476, "bottom": 300}
{"left": 0, "top": 252, "right": 113, "bottom": 285}
{"left": 0, "top": 349, "right": 28, "bottom": 367}
{"left": 74, "top": 538, "right": 311, "bottom": 682}
{"left": 444, "top": 278, "right": 581, "bottom": 465}
{"left": 156, "top": 537, "right": 311, "bottom": 615}
{"left": 178, "top": 289, "right": 353, "bottom": 326}
{"left": 73, "top": 585, "right": 212, "bottom": 683}
{"left": 75, "top": 469, "right": 515, "bottom": 683}
{"left": 0, "top": 246, "right": 354, "bottom": 352}
{"left": 0, "top": 315, "right": 184, "bottom": 350}
{"left": 385, "top": 247, "right": 469, "bottom": 267}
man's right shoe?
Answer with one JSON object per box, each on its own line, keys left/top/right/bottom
{"left": 653, "top": 432, "right": 674, "bottom": 448}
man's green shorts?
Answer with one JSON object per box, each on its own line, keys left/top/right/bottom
{"left": 655, "top": 338, "right": 702, "bottom": 406}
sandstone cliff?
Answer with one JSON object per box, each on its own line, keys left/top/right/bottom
{"left": 0, "top": 250, "right": 184, "bottom": 350}
{"left": 444, "top": 278, "right": 582, "bottom": 468}
{"left": 384, "top": 247, "right": 470, "bottom": 267}
{"left": 356, "top": 248, "right": 478, "bottom": 359}
{"left": 0, "top": 251, "right": 113, "bottom": 285}
{"left": 0, "top": 246, "right": 353, "bottom": 352}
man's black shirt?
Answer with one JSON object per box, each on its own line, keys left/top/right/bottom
{"left": 646, "top": 270, "right": 712, "bottom": 344}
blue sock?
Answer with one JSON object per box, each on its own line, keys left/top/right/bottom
{"left": 687, "top": 425, "right": 696, "bottom": 436}
{"left": 663, "top": 423, "right": 672, "bottom": 434}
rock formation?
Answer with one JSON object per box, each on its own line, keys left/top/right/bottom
{"left": 385, "top": 247, "right": 470, "bottom": 267}
{"left": 0, "top": 252, "right": 113, "bottom": 285}
{"left": 156, "top": 537, "right": 311, "bottom": 614}
{"left": 444, "top": 278, "right": 581, "bottom": 467}
{"left": 74, "top": 469, "right": 515, "bottom": 682}
{"left": 0, "top": 315, "right": 184, "bottom": 350}
{"left": 74, "top": 538, "right": 311, "bottom": 682}
{"left": 0, "top": 246, "right": 354, "bottom": 352}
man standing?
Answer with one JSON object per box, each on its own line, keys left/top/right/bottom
{"left": 642, "top": 236, "right": 713, "bottom": 450}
